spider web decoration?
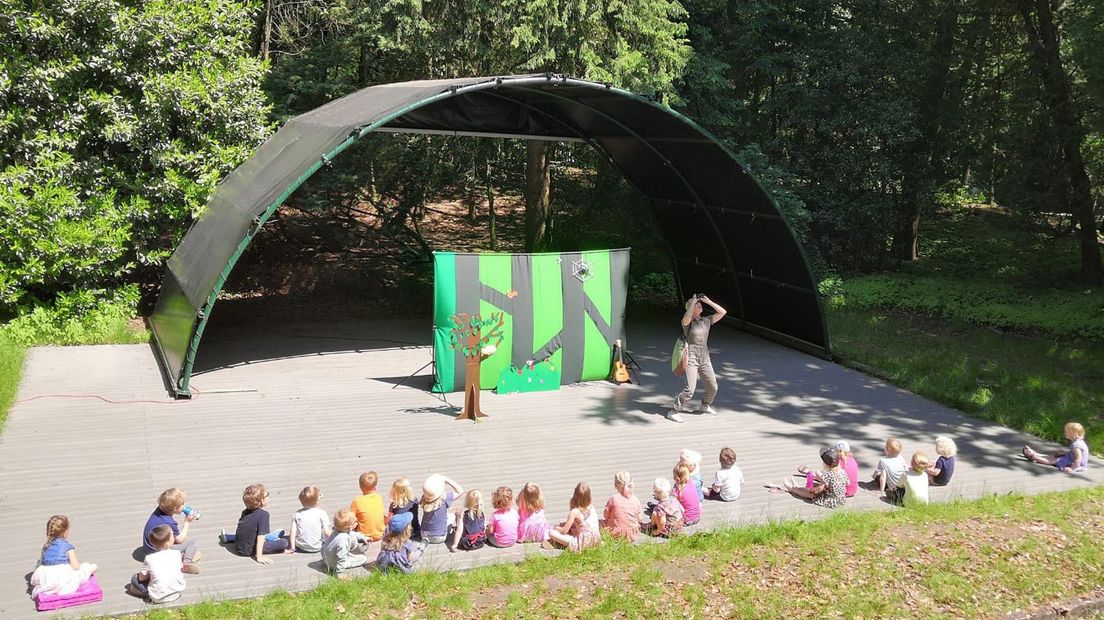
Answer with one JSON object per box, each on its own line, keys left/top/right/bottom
{"left": 572, "top": 259, "right": 593, "bottom": 282}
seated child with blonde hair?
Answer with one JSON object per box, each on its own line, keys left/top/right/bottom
{"left": 545, "top": 482, "right": 601, "bottom": 551}
{"left": 30, "top": 515, "right": 97, "bottom": 598}
{"left": 289, "top": 485, "right": 331, "bottom": 553}
{"left": 516, "top": 482, "right": 551, "bottom": 543}
{"left": 900, "top": 451, "right": 931, "bottom": 507}
{"left": 873, "top": 437, "right": 908, "bottom": 504}
{"left": 449, "top": 489, "right": 487, "bottom": 551}
{"left": 602, "top": 471, "right": 645, "bottom": 541}
{"left": 1023, "top": 422, "right": 1090, "bottom": 473}
{"left": 648, "top": 478, "right": 684, "bottom": 538}
{"left": 376, "top": 512, "right": 426, "bottom": 574}
{"left": 487, "top": 486, "right": 519, "bottom": 548}
{"left": 705, "top": 447, "right": 743, "bottom": 501}
{"left": 321, "top": 509, "right": 370, "bottom": 578}
{"left": 672, "top": 463, "right": 702, "bottom": 526}
{"left": 130, "top": 525, "right": 185, "bottom": 603}
{"left": 388, "top": 477, "right": 420, "bottom": 540}
{"left": 142, "top": 487, "right": 200, "bottom": 573}
{"left": 350, "top": 471, "right": 385, "bottom": 541}
{"left": 927, "top": 436, "right": 957, "bottom": 486}
{"left": 679, "top": 449, "right": 705, "bottom": 502}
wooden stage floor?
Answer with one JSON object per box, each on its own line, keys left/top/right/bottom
{"left": 1, "top": 319, "right": 1099, "bottom": 617}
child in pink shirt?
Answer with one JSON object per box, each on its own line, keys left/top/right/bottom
{"left": 835, "top": 440, "right": 860, "bottom": 497}
{"left": 487, "top": 487, "right": 518, "bottom": 547}
{"left": 516, "top": 482, "right": 551, "bottom": 543}
{"left": 602, "top": 471, "right": 644, "bottom": 541}
{"left": 673, "top": 463, "right": 702, "bottom": 526}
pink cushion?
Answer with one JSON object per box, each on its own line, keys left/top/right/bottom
{"left": 34, "top": 575, "right": 103, "bottom": 612}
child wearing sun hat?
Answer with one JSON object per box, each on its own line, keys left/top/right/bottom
{"left": 418, "top": 474, "right": 463, "bottom": 544}
{"left": 375, "top": 512, "right": 426, "bottom": 574}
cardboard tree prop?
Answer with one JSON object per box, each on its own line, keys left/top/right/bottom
{"left": 447, "top": 311, "right": 505, "bottom": 420}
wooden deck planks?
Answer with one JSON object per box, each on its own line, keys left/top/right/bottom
{"left": 0, "top": 319, "right": 1099, "bottom": 618}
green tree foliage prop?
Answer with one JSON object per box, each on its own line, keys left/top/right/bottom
{"left": 447, "top": 311, "right": 504, "bottom": 421}
{"left": 0, "top": 0, "right": 271, "bottom": 313}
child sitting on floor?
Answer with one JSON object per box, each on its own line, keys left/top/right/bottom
{"left": 834, "top": 440, "right": 860, "bottom": 498}
{"left": 672, "top": 463, "right": 702, "bottom": 526}
{"left": 516, "top": 482, "right": 552, "bottom": 543}
{"left": 927, "top": 436, "right": 957, "bottom": 486}
{"left": 1024, "top": 422, "right": 1090, "bottom": 473}
{"left": 873, "top": 437, "right": 908, "bottom": 504}
{"left": 350, "top": 471, "right": 385, "bottom": 541}
{"left": 545, "top": 482, "right": 601, "bottom": 552}
{"left": 487, "top": 487, "right": 519, "bottom": 548}
{"left": 388, "top": 477, "right": 420, "bottom": 540}
{"left": 142, "top": 487, "right": 200, "bottom": 573}
{"left": 322, "top": 509, "right": 370, "bottom": 578}
{"left": 419, "top": 474, "right": 464, "bottom": 545}
{"left": 289, "top": 485, "right": 331, "bottom": 553}
{"left": 234, "top": 484, "right": 289, "bottom": 562}
{"left": 678, "top": 449, "right": 704, "bottom": 501}
{"left": 603, "top": 471, "right": 645, "bottom": 542}
{"left": 376, "top": 512, "right": 426, "bottom": 574}
{"left": 784, "top": 447, "right": 848, "bottom": 508}
{"left": 648, "top": 478, "right": 684, "bottom": 538}
{"left": 30, "top": 515, "right": 98, "bottom": 598}
{"left": 900, "top": 451, "right": 931, "bottom": 507}
{"left": 705, "top": 447, "right": 743, "bottom": 501}
{"left": 129, "top": 525, "right": 185, "bottom": 603}
{"left": 449, "top": 489, "right": 487, "bottom": 551}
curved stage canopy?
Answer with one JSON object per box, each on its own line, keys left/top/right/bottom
{"left": 150, "top": 74, "right": 829, "bottom": 397}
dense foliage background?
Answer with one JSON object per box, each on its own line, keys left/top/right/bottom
{"left": 0, "top": 0, "right": 1101, "bottom": 329}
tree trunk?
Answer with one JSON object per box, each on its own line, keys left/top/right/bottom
{"left": 894, "top": 0, "right": 957, "bottom": 262}
{"left": 261, "top": 0, "right": 272, "bottom": 63}
{"left": 458, "top": 332, "right": 487, "bottom": 421}
{"left": 525, "top": 140, "right": 552, "bottom": 252}
{"left": 486, "top": 184, "right": 496, "bottom": 251}
{"left": 1018, "top": 0, "right": 1102, "bottom": 283}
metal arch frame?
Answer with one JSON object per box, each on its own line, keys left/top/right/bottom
{"left": 163, "top": 74, "right": 829, "bottom": 397}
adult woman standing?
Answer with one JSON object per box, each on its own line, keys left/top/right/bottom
{"left": 667, "top": 294, "right": 726, "bottom": 423}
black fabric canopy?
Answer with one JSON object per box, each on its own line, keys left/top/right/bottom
{"left": 150, "top": 74, "right": 829, "bottom": 396}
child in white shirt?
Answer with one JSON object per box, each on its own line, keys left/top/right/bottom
{"left": 705, "top": 447, "right": 743, "bottom": 501}
{"left": 290, "top": 485, "right": 331, "bottom": 553}
{"left": 130, "top": 525, "right": 185, "bottom": 603}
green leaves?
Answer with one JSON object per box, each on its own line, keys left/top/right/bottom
{"left": 0, "top": 0, "right": 270, "bottom": 313}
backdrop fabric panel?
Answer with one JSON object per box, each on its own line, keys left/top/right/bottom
{"left": 431, "top": 249, "right": 629, "bottom": 394}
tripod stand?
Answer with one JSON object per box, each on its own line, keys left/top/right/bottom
{"left": 622, "top": 348, "right": 644, "bottom": 384}
{"left": 392, "top": 338, "right": 451, "bottom": 407}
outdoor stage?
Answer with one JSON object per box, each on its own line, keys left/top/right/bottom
{"left": 0, "top": 319, "right": 1100, "bottom": 617}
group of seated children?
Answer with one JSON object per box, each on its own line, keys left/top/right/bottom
{"left": 774, "top": 435, "right": 958, "bottom": 509}
{"left": 866, "top": 435, "right": 958, "bottom": 506}
{"left": 32, "top": 422, "right": 1092, "bottom": 602}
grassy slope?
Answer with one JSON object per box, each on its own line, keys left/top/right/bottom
{"left": 138, "top": 488, "right": 1104, "bottom": 619}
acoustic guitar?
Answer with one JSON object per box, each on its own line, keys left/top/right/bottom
{"left": 612, "top": 338, "right": 630, "bottom": 384}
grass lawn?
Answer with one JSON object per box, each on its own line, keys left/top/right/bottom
{"left": 0, "top": 341, "right": 26, "bottom": 430}
{"left": 827, "top": 307, "right": 1104, "bottom": 451}
{"left": 134, "top": 487, "right": 1104, "bottom": 619}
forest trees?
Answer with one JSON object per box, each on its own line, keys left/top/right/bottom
{"left": 0, "top": 0, "right": 270, "bottom": 313}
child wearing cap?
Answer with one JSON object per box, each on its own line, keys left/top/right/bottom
{"left": 834, "top": 440, "right": 860, "bottom": 498}
{"left": 321, "top": 509, "right": 371, "bottom": 578}
{"left": 418, "top": 474, "right": 464, "bottom": 544}
{"left": 376, "top": 512, "right": 426, "bottom": 574}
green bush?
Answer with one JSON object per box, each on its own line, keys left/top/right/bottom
{"left": 0, "top": 286, "right": 147, "bottom": 346}
{"left": 828, "top": 274, "right": 1104, "bottom": 341}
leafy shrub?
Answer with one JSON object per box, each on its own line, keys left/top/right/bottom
{"left": 0, "top": 286, "right": 147, "bottom": 346}
{"left": 630, "top": 272, "right": 679, "bottom": 307}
